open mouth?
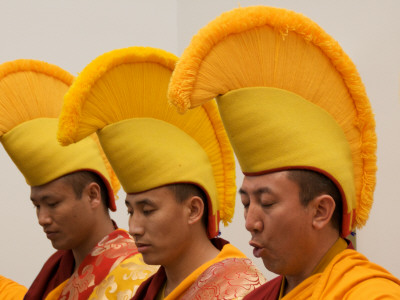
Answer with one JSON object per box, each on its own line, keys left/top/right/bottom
{"left": 249, "top": 240, "right": 264, "bottom": 258}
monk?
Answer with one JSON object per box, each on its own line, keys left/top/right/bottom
{"left": 168, "top": 5, "right": 400, "bottom": 299}
{"left": 0, "top": 59, "right": 156, "bottom": 299}
{"left": 57, "top": 46, "right": 266, "bottom": 299}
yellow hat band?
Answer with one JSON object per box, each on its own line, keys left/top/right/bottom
{"left": 1, "top": 118, "right": 116, "bottom": 210}
{"left": 98, "top": 117, "right": 220, "bottom": 237}
{"left": 217, "top": 87, "right": 356, "bottom": 235}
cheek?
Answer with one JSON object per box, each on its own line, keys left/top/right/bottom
{"left": 59, "top": 203, "right": 85, "bottom": 226}
{"left": 262, "top": 209, "right": 289, "bottom": 235}
{"left": 157, "top": 213, "right": 186, "bottom": 238}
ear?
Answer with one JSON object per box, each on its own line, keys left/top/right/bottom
{"left": 186, "top": 196, "right": 204, "bottom": 225}
{"left": 85, "top": 182, "right": 102, "bottom": 209}
{"left": 311, "top": 194, "right": 336, "bottom": 231}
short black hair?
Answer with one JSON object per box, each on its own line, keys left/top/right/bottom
{"left": 166, "top": 183, "right": 209, "bottom": 229}
{"left": 61, "top": 171, "right": 110, "bottom": 212}
{"left": 286, "top": 170, "right": 342, "bottom": 232}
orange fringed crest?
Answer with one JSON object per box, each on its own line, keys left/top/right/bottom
{"left": 0, "top": 59, "right": 120, "bottom": 200}
{"left": 168, "top": 6, "right": 377, "bottom": 231}
{"left": 0, "top": 59, "right": 73, "bottom": 135}
{"left": 58, "top": 47, "right": 236, "bottom": 226}
{"left": 58, "top": 47, "right": 177, "bottom": 146}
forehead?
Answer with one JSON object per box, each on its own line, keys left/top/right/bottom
{"left": 30, "top": 177, "right": 73, "bottom": 199}
{"left": 125, "top": 186, "right": 177, "bottom": 205}
{"left": 240, "top": 171, "right": 299, "bottom": 195}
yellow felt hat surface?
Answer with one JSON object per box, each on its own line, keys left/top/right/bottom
{"left": 0, "top": 59, "right": 119, "bottom": 211}
{"left": 168, "top": 6, "right": 377, "bottom": 237}
{"left": 58, "top": 47, "right": 236, "bottom": 238}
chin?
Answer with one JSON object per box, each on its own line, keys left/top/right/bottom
{"left": 50, "top": 240, "right": 71, "bottom": 251}
{"left": 262, "top": 258, "right": 280, "bottom": 275}
{"left": 141, "top": 254, "right": 161, "bottom": 266}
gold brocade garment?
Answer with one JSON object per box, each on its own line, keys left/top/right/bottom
{"left": 45, "top": 229, "right": 158, "bottom": 300}
{"left": 181, "top": 257, "right": 266, "bottom": 299}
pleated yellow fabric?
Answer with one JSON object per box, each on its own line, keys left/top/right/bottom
{"left": 0, "top": 59, "right": 120, "bottom": 210}
{"left": 282, "top": 250, "right": 400, "bottom": 299}
{"left": 168, "top": 6, "right": 376, "bottom": 237}
{"left": 0, "top": 275, "right": 27, "bottom": 300}
{"left": 57, "top": 47, "right": 236, "bottom": 238}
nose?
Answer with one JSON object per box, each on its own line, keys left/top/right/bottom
{"left": 37, "top": 207, "right": 52, "bottom": 227}
{"left": 245, "top": 203, "right": 263, "bottom": 233}
{"left": 128, "top": 213, "right": 145, "bottom": 238}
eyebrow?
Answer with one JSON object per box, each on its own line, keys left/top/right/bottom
{"left": 238, "top": 187, "right": 273, "bottom": 196}
{"left": 125, "top": 198, "right": 156, "bottom": 207}
{"left": 238, "top": 188, "right": 247, "bottom": 195}
{"left": 30, "top": 195, "right": 49, "bottom": 203}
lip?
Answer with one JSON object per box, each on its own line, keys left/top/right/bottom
{"left": 249, "top": 240, "right": 265, "bottom": 258}
{"left": 45, "top": 231, "right": 58, "bottom": 240}
{"left": 135, "top": 242, "right": 151, "bottom": 253}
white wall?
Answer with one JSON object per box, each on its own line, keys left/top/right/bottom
{"left": 0, "top": 0, "right": 399, "bottom": 288}
{"left": 0, "top": 0, "right": 178, "bottom": 287}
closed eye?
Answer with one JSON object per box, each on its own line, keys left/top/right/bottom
{"left": 142, "top": 209, "right": 155, "bottom": 216}
{"left": 48, "top": 202, "right": 59, "bottom": 208}
{"left": 261, "top": 202, "right": 274, "bottom": 208}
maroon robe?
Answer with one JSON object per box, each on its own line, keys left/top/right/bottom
{"left": 24, "top": 250, "right": 74, "bottom": 300}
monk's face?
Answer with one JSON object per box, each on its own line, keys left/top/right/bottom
{"left": 30, "top": 177, "right": 95, "bottom": 251}
{"left": 126, "top": 186, "right": 190, "bottom": 267}
{"left": 240, "top": 171, "right": 315, "bottom": 277}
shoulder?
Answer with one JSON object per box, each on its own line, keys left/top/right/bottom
{"left": 0, "top": 275, "right": 27, "bottom": 300}
{"left": 182, "top": 256, "right": 267, "bottom": 299}
{"left": 87, "top": 254, "right": 159, "bottom": 300}
{"left": 319, "top": 249, "right": 400, "bottom": 298}
{"left": 344, "top": 276, "right": 400, "bottom": 299}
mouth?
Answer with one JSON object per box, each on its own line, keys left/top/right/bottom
{"left": 249, "top": 240, "right": 265, "bottom": 258}
{"left": 135, "top": 242, "right": 151, "bottom": 253}
{"left": 44, "top": 231, "right": 58, "bottom": 240}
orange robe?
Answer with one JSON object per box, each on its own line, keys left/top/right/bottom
{"left": 132, "top": 238, "right": 266, "bottom": 299}
{"left": 25, "top": 228, "right": 157, "bottom": 300}
{"left": 244, "top": 239, "right": 400, "bottom": 299}
{"left": 0, "top": 275, "right": 27, "bottom": 300}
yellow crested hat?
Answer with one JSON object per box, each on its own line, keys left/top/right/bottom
{"left": 57, "top": 47, "right": 236, "bottom": 238}
{"left": 0, "top": 59, "right": 120, "bottom": 211}
{"left": 168, "top": 6, "right": 377, "bottom": 237}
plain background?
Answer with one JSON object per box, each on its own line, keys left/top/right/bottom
{"left": 0, "top": 0, "right": 399, "bottom": 287}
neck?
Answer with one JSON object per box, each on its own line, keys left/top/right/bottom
{"left": 72, "top": 216, "right": 114, "bottom": 271}
{"left": 284, "top": 230, "right": 339, "bottom": 296}
{"left": 163, "top": 229, "right": 220, "bottom": 296}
